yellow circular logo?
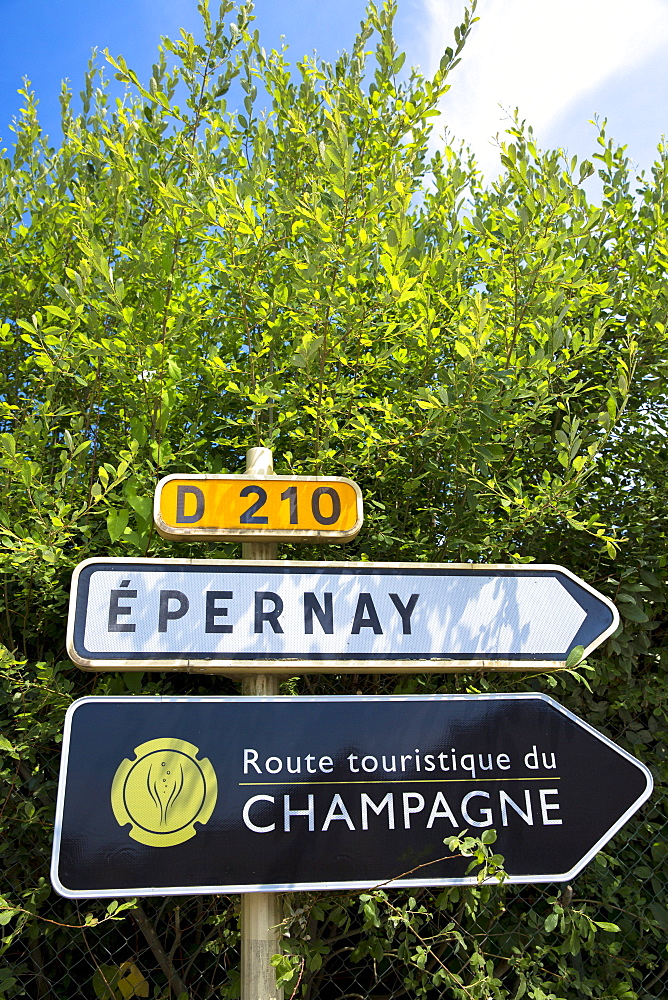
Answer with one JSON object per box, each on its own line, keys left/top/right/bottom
{"left": 111, "top": 738, "right": 217, "bottom": 847}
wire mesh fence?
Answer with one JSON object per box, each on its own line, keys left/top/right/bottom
{"left": 2, "top": 669, "right": 666, "bottom": 1000}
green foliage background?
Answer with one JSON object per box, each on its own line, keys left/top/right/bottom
{"left": 0, "top": 2, "right": 666, "bottom": 997}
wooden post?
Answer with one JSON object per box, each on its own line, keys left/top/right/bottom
{"left": 240, "top": 447, "right": 283, "bottom": 1000}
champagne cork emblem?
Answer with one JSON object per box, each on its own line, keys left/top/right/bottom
{"left": 111, "top": 738, "right": 217, "bottom": 847}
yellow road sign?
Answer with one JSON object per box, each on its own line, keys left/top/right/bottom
{"left": 154, "top": 474, "right": 363, "bottom": 542}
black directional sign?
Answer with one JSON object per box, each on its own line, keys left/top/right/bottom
{"left": 51, "top": 694, "right": 652, "bottom": 898}
{"left": 66, "top": 558, "right": 619, "bottom": 672}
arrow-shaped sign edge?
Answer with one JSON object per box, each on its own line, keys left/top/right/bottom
{"left": 51, "top": 692, "right": 653, "bottom": 895}
{"left": 66, "top": 558, "right": 621, "bottom": 673}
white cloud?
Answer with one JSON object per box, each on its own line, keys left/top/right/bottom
{"left": 415, "top": 0, "right": 668, "bottom": 175}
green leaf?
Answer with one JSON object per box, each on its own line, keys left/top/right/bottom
{"left": 593, "top": 920, "right": 620, "bottom": 933}
{"left": 565, "top": 645, "right": 585, "bottom": 668}
{"left": 123, "top": 671, "right": 144, "bottom": 693}
{"left": 620, "top": 604, "right": 649, "bottom": 623}
{"left": 0, "top": 907, "right": 19, "bottom": 926}
{"left": 647, "top": 901, "right": 668, "bottom": 930}
{"left": 513, "top": 973, "right": 527, "bottom": 999}
{"left": 125, "top": 493, "right": 152, "bottom": 522}
{"left": 92, "top": 966, "right": 121, "bottom": 1000}
{"left": 0, "top": 433, "right": 16, "bottom": 457}
{"left": 44, "top": 304, "right": 71, "bottom": 321}
{"left": 107, "top": 508, "right": 130, "bottom": 542}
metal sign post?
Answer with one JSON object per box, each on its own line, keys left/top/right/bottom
{"left": 238, "top": 448, "right": 283, "bottom": 1000}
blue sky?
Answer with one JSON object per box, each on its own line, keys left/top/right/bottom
{"left": 1, "top": 0, "right": 667, "bottom": 181}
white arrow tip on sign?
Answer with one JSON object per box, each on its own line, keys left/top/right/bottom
{"left": 433, "top": 576, "right": 587, "bottom": 656}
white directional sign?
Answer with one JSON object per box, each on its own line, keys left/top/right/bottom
{"left": 67, "top": 559, "right": 619, "bottom": 673}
